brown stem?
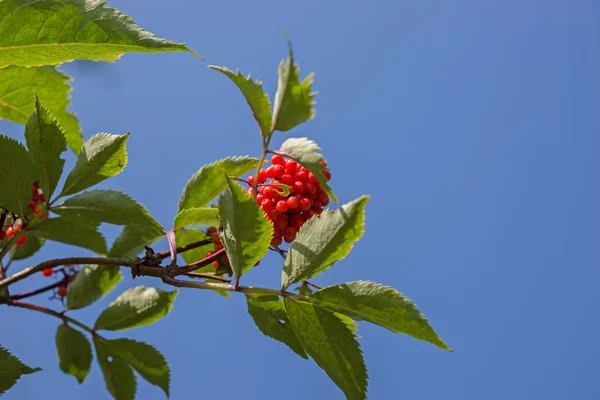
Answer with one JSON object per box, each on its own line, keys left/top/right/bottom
{"left": 7, "top": 299, "right": 96, "bottom": 335}
{"left": 154, "top": 239, "right": 212, "bottom": 260}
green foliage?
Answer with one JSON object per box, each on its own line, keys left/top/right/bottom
{"left": 53, "top": 190, "right": 161, "bottom": 227}
{"left": 32, "top": 217, "right": 107, "bottom": 254}
{"left": 0, "top": 66, "right": 82, "bottom": 153}
{"left": 55, "top": 324, "right": 92, "bottom": 383}
{"left": 175, "top": 228, "right": 211, "bottom": 265}
{"left": 284, "top": 298, "right": 368, "bottom": 400}
{"left": 24, "top": 96, "right": 67, "bottom": 198}
{"left": 94, "top": 287, "right": 178, "bottom": 331}
{"left": 0, "top": 0, "right": 199, "bottom": 69}
{"left": 178, "top": 156, "right": 260, "bottom": 212}
{"left": 279, "top": 137, "right": 337, "bottom": 202}
{"left": 0, "top": 346, "right": 41, "bottom": 395}
{"left": 272, "top": 44, "right": 316, "bottom": 132}
{"left": 0, "top": 134, "right": 38, "bottom": 217}
{"left": 107, "top": 339, "right": 170, "bottom": 397}
{"left": 11, "top": 235, "right": 44, "bottom": 260}
{"left": 173, "top": 207, "right": 219, "bottom": 229}
{"left": 108, "top": 224, "right": 165, "bottom": 258}
{"left": 282, "top": 196, "right": 369, "bottom": 289}
{"left": 310, "top": 281, "right": 450, "bottom": 351}
{"left": 67, "top": 265, "right": 123, "bottom": 310}
{"left": 59, "top": 133, "right": 129, "bottom": 198}
{"left": 218, "top": 176, "right": 273, "bottom": 280}
{"left": 246, "top": 294, "right": 307, "bottom": 359}
{"left": 94, "top": 337, "right": 136, "bottom": 400}
{"left": 209, "top": 66, "right": 272, "bottom": 136}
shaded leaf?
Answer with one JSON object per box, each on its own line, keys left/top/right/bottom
{"left": 0, "top": 66, "right": 82, "bottom": 153}
{"left": 32, "top": 217, "right": 107, "bottom": 254}
{"left": 24, "top": 95, "right": 67, "bottom": 198}
{"left": 209, "top": 66, "right": 272, "bottom": 136}
{"left": 11, "top": 235, "right": 44, "bottom": 260}
{"left": 173, "top": 207, "right": 219, "bottom": 229}
{"left": 175, "top": 228, "right": 212, "bottom": 265}
{"left": 178, "top": 156, "right": 259, "bottom": 212}
{"left": 0, "top": 0, "right": 200, "bottom": 68}
{"left": 59, "top": 133, "right": 129, "bottom": 198}
{"left": 0, "top": 134, "right": 38, "bottom": 217}
{"left": 310, "top": 281, "right": 450, "bottom": 351}
{"left": 67, "top": 265, "right": 122, "bottom": 310}
{"left": 94, "top": 286, "right": 178, "bottom": 331}
{"left": 0, "top": 345, "right": 41, "bottom": 396}
{"left": 282, "top": 196, "right": 368, "bottom": 290}
{"left": 279, "top": 137, "right": 336, "bottom": 203}
{"left": 108, "top": 224, "right": 165, "bottom": 258}
{"left": 246, "top": 294, "right": 307, "bottom": 359}
{"left": 218, "top": 176, "right": 273, "bottom": 280}
{"left": 107, "top": 339, "right": 170, "bottom": 397}
{"left": 55, "top": 324, "right": 92, "bottom": 383}
{"left": 94, "top": 337, "right": 136, "bottom": 400}
{"left": 272, "top": 43, "right": 316, "bottom": 132}
{"left": 284, "top": 298, "right": 367, "bottom": 400}
{"left": 53, "top": 189, "right": 161, "bottom": 227}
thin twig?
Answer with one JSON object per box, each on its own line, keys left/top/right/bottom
{"left": 184, "top": 272, "right": 230, "bottom": 283}
{"left": 9, "top": 273, "right": 70, "bottom": 300}
{"left": 7, "top": 300, "right": 96, "bottom": 335}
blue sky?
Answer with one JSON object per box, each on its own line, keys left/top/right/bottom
{"left": 2, "top": 1, "right": 600, "bottom": 399}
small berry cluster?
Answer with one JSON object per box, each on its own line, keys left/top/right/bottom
{"left": 247, "top": 155, "right": 331, "bottom": 246}
{"left": 41, "top": 266, "right": 78, "bottom": 298}
{"left": 206, "top": 226, "right": 224, "bottom": 270}
{"left": 27, "top": 181, "right": 47, "bottom": 220}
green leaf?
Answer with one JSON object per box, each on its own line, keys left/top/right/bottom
{"left": 67, "top": 264, "right": 123, "bottom": 310}
{"left": 24, "top": 95, "right": 67, "bottom": 198}
{"left": 0, "top": 66, "right": 82, "bottom": 153}
{"left": 0, "top": 0, "right": 200, "bottom": 68}
{"left": 175, "top": 228, "right": 212, "bottom": 265}
{"left": 282, "top": 196, "right": 368, "bottom": 290}
{"left": 0, "top": 134, "right": 38, "bottom": 217}
{"left": 94, "top": 286, "right": 178, "bottom": 331}
{"left": 59, "top": 133, "right": 129, "bottom": 198}
{"left": 107, "top": 339, "right": 170, "bottom": 398}
{"left": 53, "top": 189, "right": 161, "bottom": 227}
{"left": 178, "top": 156, "right": 260, "bottom": 212}
{"left": 173, "top": 207, "right": 219, "bottom": 229}
{"left": 279, "top": 137, "right": 336, "bottom": 203}
{"left": 0, "top": 345, "right": 41, "bottom": 396}
{"left": 55, "top": 324, "right": 93, "bottom": 383}
{"left": 272, "top": 43, "right": 316, "bottom": 132}
{"left": 218, "top": 176, "right": 273, "bottom": 281}
{"left": 208, "top": 66, "right": 272, "bottom": 136}
{"left": 246, "top": 294, "right": 307, "bottom": 359}
{"left": 32, "top": 217, "right": 107, "bottom": 254}
{"left": 11, "top": 235, "right": 44, "bottom": 260}
{"left": 284, "top": 298, "right": 367, "bottom": 400}
{"left": 310, "top": 281, "right": 450, "bottom": 351}
{"left": 108, "top": 224, "right": 165, "bottom": 258}
{"left": 94, "top": 337, "right": 136, "bottom": 400}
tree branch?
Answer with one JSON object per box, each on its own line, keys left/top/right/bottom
{"left": 9, "top": 272, "right": 70, "bottom": 300}
{"left": 7, "top": 299, "right": 96, "bottom": 335}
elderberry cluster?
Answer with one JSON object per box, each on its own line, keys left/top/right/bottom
{"left": 0, "top": 182, "right": 47, "bottom": 246}
{"left": 247, "top": 155, "right": 331, "bottom": 246}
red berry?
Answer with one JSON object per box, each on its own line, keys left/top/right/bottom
{"left": 295, "top": 170, "right": 307, "bottom": 182}
{"left": 285, "top": 159, "right": 297, "bottom": 173}
{"left": 299, "top": 198, "right": 312, "bottom": 211}
{"left": 16, "top": 235, "right": 27, "bottom": 246}
{"left": 320, "top": 160, "right": 328, "bottom": 167}
{"left": 292, "top": 181, "right": 305, "bottom": 194}
{"left": 212, "top": 234, "right": 222, "bottom": 247}
{"left": 246, "top": 188, "right": 255, "bottom": 197}
{"left": 290, "top": 214, "right": 305, "bottom": 228}
{"left": 6, "top": 227, "right": 15, "bottom": 238}
{"left": 207, "top": 226, "right": 218, "bottom": 235}
{"left": 268, "top": 210, "right": 281, "bottom": 221}
{"left": 32, "top": 181, "right": 40, "bottom": 190}
{"left": 286, "top": 196, "right": 299, "bottom": 210}
{"left": 321, "top": 197, "right": 330, "bottom": 207}
{"left": 42, "top": 268, "right": 54, "bottom": 277}
{"left": 265, "top": 166, "right": 275, "bottom": 178}
{"left": 262, "top": 186, "right": 275, "bottom": 198}
{"left": 317, "top": 190, "right": 329, "bottom": 203}
{"left": 212, "top": 260, "right": 220, "bottom": 269}
{"left": 321, "top": 170, "right": 332, "bottom": 181}
{"left": 284, "top": 236, "right": 295, "bottom": 243}
{"left": 247, "top": 175, "right": 255, "bottom": 185}
{"left": 261, "top": 198, "right": 274, "bottom": 213}
{"left": 57, "top": 286, "right": 68, "bottom": 298}
{"left": 272, "top": 164, "right": 285, "bottom": 178}
{"left": 275, "top": 216, "right": 289, "bottom": 231}
{"left": 308, "top": 173, "right": 319, "bottom": 185}
{"left": 256, "top": 194, "right": 265, "bottom": 204}
{"left": 27, "top": 200, "right": 37, "bottom": 209}
{"left": 271, "top": 155, "right": 285, "bottom": 165}
{"left": 271, "top": 236, "right": 283, "bottom": 246}
{"left": 305, "top": 183, "right": 317, "bottom": 196}
{"left": 281, "top": 174, "right": 294, "bottom": 186}
{"left": 258, "top": 168, "right": 267, "bottom": 182}
{"left": 283, "top": 226, "right": 298, "bottom": 239}
{"left": 275, "top": 201, "right": 288, "bottom": 213}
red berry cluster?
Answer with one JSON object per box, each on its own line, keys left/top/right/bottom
{"left": 206, "top": 226, "right": 224, "bottom": 269}
{"left": 247, "top": 155, "right": 331, "bottom": 246}
{"left": 27, "top": 181, "right": 47, "bottom": 220}
{"left": 41, "top": 266, "right": 79, "bottom": 298}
